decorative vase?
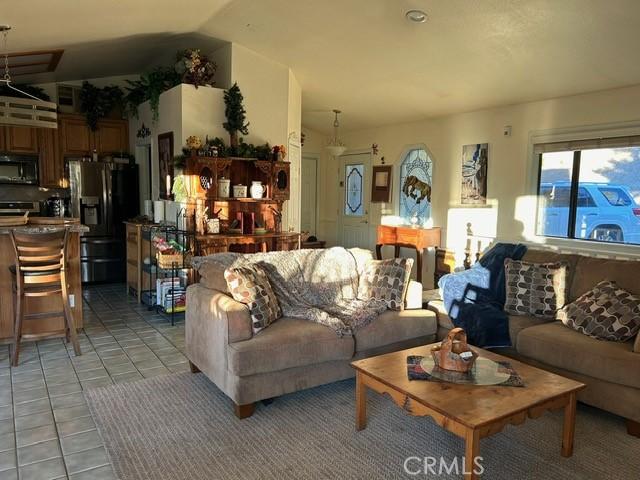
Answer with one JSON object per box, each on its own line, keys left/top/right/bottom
{"left": 233, "top": 185, "right": 247, "bottom": 198}
{"left": 217, "top": 177, "right": 230, "bottom": 198}
{"left": 250, "top": 181, "right": 265, "bottom": 199}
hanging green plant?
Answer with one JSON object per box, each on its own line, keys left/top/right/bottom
{"left": 79, "top": 81, "right": 123, "bottom": 130}
{"left": 123, "top": 67, "right": 181, "bottom": 121}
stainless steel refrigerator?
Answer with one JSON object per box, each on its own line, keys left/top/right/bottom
{"left": 69, "top": 160, "right": 139, "bottom": 283}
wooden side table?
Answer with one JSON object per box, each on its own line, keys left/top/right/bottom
{"left": 375, "top": 225, "right": 441, "bottom": 283}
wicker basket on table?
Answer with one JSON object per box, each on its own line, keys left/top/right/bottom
{"left": 430, "top": 327, "right": 478, "bottom": 372}
{"left": 156, "top": 252, "right": 183, "bottom": 270}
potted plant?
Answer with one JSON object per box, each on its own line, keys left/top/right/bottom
{"left": 223, "top": 83, "right": 249, "bottom": 148}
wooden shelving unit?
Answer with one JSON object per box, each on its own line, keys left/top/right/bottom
{"left": 185, "top": 155, "right": 290, "bottom": 233}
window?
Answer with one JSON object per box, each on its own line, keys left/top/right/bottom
{"left": 535, "top": 138, "right": 640, "bottom": 246}
{"left": 399, "top": 148, "right": 433, "bottom": 225}
{"left": 344, "top": 163, "right": 364, "bottom": 216}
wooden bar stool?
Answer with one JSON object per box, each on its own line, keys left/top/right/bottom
{"left": 9, "top": 228, "right": 81, "bottom": 366}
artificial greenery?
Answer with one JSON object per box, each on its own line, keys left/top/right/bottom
{"left": 123, "top": 66, "right": 181, "bottom": 121}
{"left": 175, "top": 49, "right": 216, "bottom": 87}
{"left": 79, "top": 82, "right": 124, "bottom": 130}
{"left": 203, "top": 136, "right": 270, "bottom": 160}
{"left": 0, "top": 84, "right": 50, "bottom": 101}
{"left": 223, "top": 83, "right": 249, "bottom": 147}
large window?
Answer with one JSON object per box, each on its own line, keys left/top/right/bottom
{"left": 535, "top": 137, "right": 640, "bottom": 246}
{"left": 399, "top": 148, "right": 433, "bottom": 225}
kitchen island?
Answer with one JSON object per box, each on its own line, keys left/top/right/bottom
{"left": 0, "top": 220, "right": 86, "bottom": 343}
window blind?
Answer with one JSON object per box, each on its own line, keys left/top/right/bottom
{"left": 533, "top": 134, "right": 640, "bottom": 154}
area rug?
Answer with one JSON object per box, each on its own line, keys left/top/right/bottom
{"left": 85, "top": 373, "right": 639, "bottom": 480}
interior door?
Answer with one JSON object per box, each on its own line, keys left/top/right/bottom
{"left": 300, "top": 156, "right": 318, "bottom": 235}
{"left": 338, "top": 152, "right": 371, "bottom": 248}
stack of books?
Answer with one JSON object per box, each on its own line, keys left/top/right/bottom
{"left": 156, "top": 277, "right": 187, "bottom": 313}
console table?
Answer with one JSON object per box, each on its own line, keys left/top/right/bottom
{"left": 375, "top": 225, "right": 441, "bottom": 283}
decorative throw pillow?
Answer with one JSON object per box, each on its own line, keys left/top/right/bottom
{"left": 504, "top": 259, "right": 569, "bottom": 319}
{"left": 224, "top": 265, "right": 281, "bottom": 334}
{"left": 557, "top": 280, "right": 640, "bottom": 342}
{"left": 358, "top": 258, "right": 414, "bottom": 311}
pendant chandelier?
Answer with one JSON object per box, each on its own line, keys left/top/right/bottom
{"left": 0, "top": 25, "right": 57, "bottom": 129}
{"left": 326, "top": 109, "right": 347, "bottom": 157}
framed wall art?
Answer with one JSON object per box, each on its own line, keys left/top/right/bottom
{"left": 371, "top": 165, "right": 393, "bottom": 203}
{"left": 461, "top": 143, "right": 488, "bottom": 204}
{"left": 158, "top": 132, "right": 174, "bottom": 200}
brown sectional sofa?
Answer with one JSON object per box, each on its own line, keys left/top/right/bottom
{"left": 428, "top": 248, "right": 640, "bottom": 436}
{"left": 186, "top": 248, "right": 437, "bottom": 418}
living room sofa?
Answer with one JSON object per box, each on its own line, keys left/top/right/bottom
{"left": 186, "top": 248, "right": 437, "bottom": 418}
{"left": 428, "top": 248, "right": 640, "bottom": 437}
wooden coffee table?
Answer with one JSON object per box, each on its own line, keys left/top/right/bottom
{"left": 351, "top": 345, "right": 585, "bottom": 479}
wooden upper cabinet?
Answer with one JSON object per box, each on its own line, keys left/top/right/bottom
{"left": 59, "top": 115, "right": 94, "bottom": 155}
{"left": 94, "top": 119, "right": 129, "bottom": 154}
{"left": 59, "top": 114, "right": 128, "bottom": 156}
{"left": 38, "top": 129, "right": 65, "bottom": 188}
{"left": 5, "top": 126, "right": 38, "bottom": 153}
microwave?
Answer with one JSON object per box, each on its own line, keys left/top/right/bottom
{"left": 0, "top": 154, "right": 39, "bottom": 185}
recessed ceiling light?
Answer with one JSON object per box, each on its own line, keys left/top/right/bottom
{"left": 405, "top": 9, "right": 428, "bottom": 23}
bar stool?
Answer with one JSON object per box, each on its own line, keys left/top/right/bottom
{"left": 9, "top": 228, "right": 81, "bottom": 366}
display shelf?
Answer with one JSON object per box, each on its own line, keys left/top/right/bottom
{"left": 144, "top": 225, "right": 197, "bottom": 325}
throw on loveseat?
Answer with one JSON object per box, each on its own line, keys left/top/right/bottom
{"left": 186, "top": 247, "right": 437, "bottom": 418}
{"left": 428, "top": 248, "right": 640, "bottom": 437}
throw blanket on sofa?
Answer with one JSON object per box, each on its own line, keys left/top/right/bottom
{"left": 438, "top": 243, "right": 527, "bottom": 348}
{"left": 192, "top": 248, "right": 388, "bottom": 336}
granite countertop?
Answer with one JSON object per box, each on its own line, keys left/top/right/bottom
{"left": 0, "top": 224, "right": 89, "bottom": 234}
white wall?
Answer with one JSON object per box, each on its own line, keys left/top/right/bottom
{"left": 181, "top": 84, "right": 227, "bottom": 142}
{"left": 302, "top": 127, "right": 337, "bottom": 244}
{"left": 316, "top": 84, "right": 640, "bottom": 274}
{"left": 230, "top": 44, "right": 289, "bottom": 147}
{"left": 129, "top": 84, "right": 185, "bottom": 203}
{"left": 208, "top": 43, "right": 233, "bottom": 90}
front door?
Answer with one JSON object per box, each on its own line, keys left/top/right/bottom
{"left": 338, "top": 152, "right": 371, "bottom": 248}
{"left": 301, "top": 156, "right": 318, "bottom": 235}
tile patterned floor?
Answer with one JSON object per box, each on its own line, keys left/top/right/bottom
{"left": 0, "top": 283, "right": 188, "bottom": 480}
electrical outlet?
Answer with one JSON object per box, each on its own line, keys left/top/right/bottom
{"left": 69, "top": 294, "right": 75, "bottom": 308}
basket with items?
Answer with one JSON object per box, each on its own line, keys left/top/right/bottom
{"left": 430, "top": 327, "right": 478, "bottom": 373}
{"left": 152, "top": 235, "right": 190, "bottom": 270}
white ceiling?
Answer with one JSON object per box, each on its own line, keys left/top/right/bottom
{"left": 4, "top": 0, "right": 640, "bottom": 132}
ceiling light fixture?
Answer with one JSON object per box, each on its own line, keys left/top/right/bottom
{"left": 405, "top": 9, "right": 428, "bottom": 23}
{"left": 0, "top": 25, "right": 57, "bottom": 129}
{"left": 326, "top": 109, "right": 347, "bottom": 157}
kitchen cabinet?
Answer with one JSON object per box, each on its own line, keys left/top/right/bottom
{"left": 38, "top": 128, "right": 65, "bottom": 188}
{"left": 5, "top": 126, "right": 38, "bottom": 153}
{"left": 59, "top": 115, "right": 94, "bottom": 155}
{"left": 59, "top": 114, "right": 129, "bottom": 156}
{"left": 0, "top": 128, "right": 5, "bottom": 152}
{"left": 94, "top": 119, "right": 129, "bottom": 154}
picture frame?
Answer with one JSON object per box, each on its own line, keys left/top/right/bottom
{"left": 371, "top": 165, "right": 393, "bottom": 203}
{"left": 158, "top": 132, "right": 174, "bottom": 200}
{"left": 461, "top": 143, "right": 488, "bottom": 205}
